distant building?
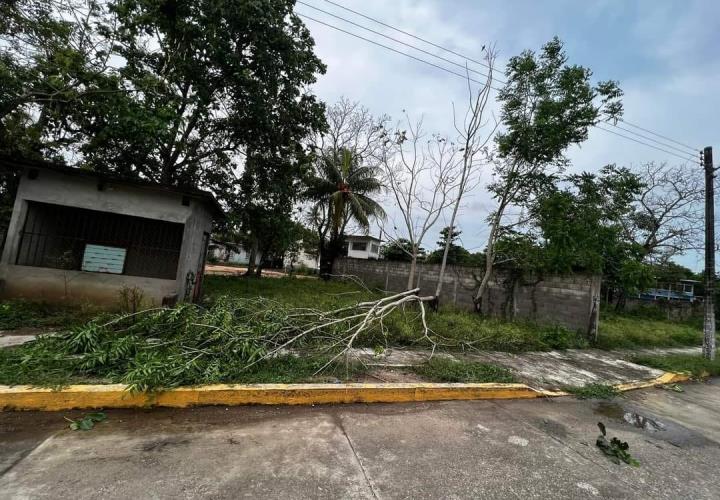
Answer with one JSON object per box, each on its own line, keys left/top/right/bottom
{"left": 638, "top": 279, "right": 700, "bottom": 302}
{"left": 343, "top": 235, "right": 381, "bottom": 260}
{"left": 0, "top": 157, "right": 223, "bottom": 305}
{"left": 208, "top": 242, "right": 261, "bottom": 266}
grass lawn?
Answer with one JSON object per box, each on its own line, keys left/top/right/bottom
{"left": 629, "top": 354, "right": 720, "bottom": 378}
{"left": 0, "top": 274, "right": 709, "bottom": 390}
{"left": 205, "top": 275, "right": 588, "bottom": 352}
{"left": 0, "top": 300, "right": 103, "bottom": 331}
{"left": 597, "top": 311, "right": 702, "bottom": 350}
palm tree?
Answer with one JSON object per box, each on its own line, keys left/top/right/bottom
{"left": 306, "top": 148, "right": 385, "bottom": 277}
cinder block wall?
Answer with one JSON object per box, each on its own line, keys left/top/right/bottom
{"left": 333, "top": 257, "right": 601, "bottom": 333}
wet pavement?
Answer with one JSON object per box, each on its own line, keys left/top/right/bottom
{"left": 1, "top": 378, "right": 718, "bottom": 499}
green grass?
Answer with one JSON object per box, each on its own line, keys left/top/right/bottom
{"left": 0, "top": 299, "right": 102, "bottom": 330}
{"left": 564, "top": 383, "right": 619, "bottom": 400}
{"left": 204, "top": 276, "right": 587, "bottom": 352}
{"left": 0, "top": 344, "right": 366, "bottom": 387}
{"left": 597, "top": 311, "right": 702, "bottom": 350}
{"left": 629, "top": 354, "right": 720, "bottom": 378}
{"left": 412, "top": 357, "right": 517, "bottom": 383}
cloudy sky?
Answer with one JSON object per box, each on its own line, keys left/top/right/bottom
{"left": 297, "top": 0, "right": 719, "bottom": 271}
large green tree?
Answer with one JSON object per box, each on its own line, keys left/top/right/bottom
{"left": 473, "top": 37, "right": 624, "bottom": 310}
{"left": 1, "top": 0, "right": 326, "bottom": 202}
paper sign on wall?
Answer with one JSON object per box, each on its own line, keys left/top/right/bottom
{"left": 81, "top": 244, "right": 127, "bottom": 274}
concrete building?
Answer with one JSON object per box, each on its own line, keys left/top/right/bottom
{"left": 0, "top": 157, "right": 223, "bottom": 306}
{"left": 344, "top": 235, "right": 381, "bottom": 260}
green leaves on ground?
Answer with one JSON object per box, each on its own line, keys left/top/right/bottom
{"left": 66, "top": 412, "right": 106, "bottom": 431}
{"left": 596, "top": 422, "right": 640, "bottom": 467}
{"left": 412, "top": 358, "right": 516, "bottom": 383}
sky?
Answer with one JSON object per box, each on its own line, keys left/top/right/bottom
{"left": 297, "top": 0, "right": 720, "bottom": 271}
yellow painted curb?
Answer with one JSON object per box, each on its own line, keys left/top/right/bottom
{"left": 0, "top": 372, "right": 689, "bottom": 411}
{"left": 0, "top": 382, "right": 549, "bottom": 411}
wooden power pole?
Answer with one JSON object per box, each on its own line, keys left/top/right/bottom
{"left": 703, "top": 146, "right": 716, "bottom": 360}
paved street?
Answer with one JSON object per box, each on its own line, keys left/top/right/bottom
{"left": 1, "top": 379, "right": 719, "bottom": 499}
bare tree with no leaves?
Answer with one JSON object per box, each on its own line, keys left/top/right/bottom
{"left": 435, "top": 50, "right": 498, "bottom": 301}
{"left": 624, "top": 161, "right": 703, "bottom": 263}
{"left": 378, "top": 115, "right": 461, "bottom": 290}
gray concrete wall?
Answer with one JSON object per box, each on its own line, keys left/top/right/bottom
{"left": 0, "top": 168, "right": 215, "bottom": 306}
{"left": 333, "top": 257, "right": 602, "bottom": 333}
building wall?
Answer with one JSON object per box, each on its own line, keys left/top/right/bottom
{"left": 333, "top": 257, "right": 601, "bottom": 334}
{"left": 0, "top": 168, "right": 214, "bottom": 306}
{"left": 0, "top": 265, "right": 177, "bottom": 306}
{"left": 346, "top": 239, "right": 381, "bottom": 260}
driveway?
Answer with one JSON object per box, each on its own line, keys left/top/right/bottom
{"left": 1, "top": 379, "right": 719, "bottom": 499}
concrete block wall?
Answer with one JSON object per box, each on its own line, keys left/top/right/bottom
{"left": 333, "top": 257, "right": 601, "bottom": 333}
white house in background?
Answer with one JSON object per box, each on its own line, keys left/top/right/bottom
{"left": 283, "top": 249, "right": 319, "bottom": 272}
{"left": 344, "top": 235, "right": 382, "bottom": 260}
{"left": 208, "top": 242, "right": 261, "bottom": 266}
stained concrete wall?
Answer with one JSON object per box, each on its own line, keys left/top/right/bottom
{"left": 333, "top": 257, "right": 601, "bottom": 333}
{"left": 0, "top": 167, "right": 214, "bottom": 306}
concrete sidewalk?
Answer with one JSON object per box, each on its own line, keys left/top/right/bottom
{"left": 1, "top": 379, "right": 718, "bottom": 499}
{"left": 350, "top": 346, "right": 701, "bottom": 389}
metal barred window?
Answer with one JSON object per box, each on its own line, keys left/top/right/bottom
{"left": 15, "top": 202, "right": 184, "bottom": 280}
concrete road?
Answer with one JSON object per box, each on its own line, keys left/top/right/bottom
{"left": 1, "top": 380, "right": 719, "bottom": 499}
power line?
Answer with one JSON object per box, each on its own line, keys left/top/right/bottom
{"left": 310, "top": 0, "right": 700, "bottom": 158}
{"left": 594, "top": 125, "right": 698, "bottom": 163}
{"left": 319, "top": 0, "right": 498, "bottom": 76}
{"left": 297, "top": 1, "right": 498, "bottom": 85}
{"left": 298, "top": 13, "right": 502, "bottom": 91}
{"left": 610, "top": 122, "right": 699, "bottom": 157}
{"left": 619, "top": 119, "right": 701, "bottom": 153}
{"left": 300, "top": 8, "right": 701, "bottom": 162}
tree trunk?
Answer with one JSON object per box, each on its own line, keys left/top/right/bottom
{"left": 245, "top": 239, "right": 258, "bottom": 276}
{"left": 474, "top": 214, "right": 499, "bottom": 312}
{"left": 407, "top": 249, "right": 418, "bottom": 290}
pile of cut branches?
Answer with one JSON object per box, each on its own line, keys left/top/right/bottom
{"left": 2, "top": 289, "right": 436, "bottom": 390}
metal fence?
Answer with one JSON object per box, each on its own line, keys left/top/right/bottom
{"left": 15, "top": 201, "right": 184, "bottom": 280}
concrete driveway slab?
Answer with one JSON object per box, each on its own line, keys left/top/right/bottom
{"left": 1, "top": 381, "right": 719, "bottom": 499}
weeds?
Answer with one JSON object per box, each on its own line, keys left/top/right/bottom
{"left": 0, "top": 300, "right": 101, "bottom": 330}
{"left": 630, "top": 354, "right": 720, "bottom": 379}
{"left": 596, "top": 422, "right": 640, "bottom": 466}
{"left": 565, "top": 384, "right": 619, "bottom": 400}
{"left": 66, "top": 412, "right": 107, "bottom": 431}
{"left": 412, "top": 357, "right": 516, "bottom": 383}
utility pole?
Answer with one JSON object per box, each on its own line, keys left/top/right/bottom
{"left": 703, "top": 146, "right": 716, "bottom": 360}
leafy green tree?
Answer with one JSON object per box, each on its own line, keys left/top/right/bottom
{"left": 305, "top": 148, "right": 385, "bottom": 278}
{"left": 382, "top": 238, "right": 425, "bottom": 262}
{"left": 1, "top": 0, "right": 327, "bottom": 204}
{"left": 427, "top": 227, "right": 470, "bottom": 266}
{"left": 474, "top": 37, "right": 624, "bottom": 309}
{"left": 532, "top": 165, "right": 646, "bottom": 309}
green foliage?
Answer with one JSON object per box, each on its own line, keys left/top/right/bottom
{"left": 533, "top": 165, "right": 644, "bottom": 274}
{"left": 565, "top": 384, "right": 619, "bottom": 400}
{"left": 497, "top": 37, "right": 623, "bottom": 167}
{"left": 66, "top": 412, "right": 107, "bottom": 431}
{"left": 382, "top": 238, "right": 423, "bottom": 262}
{"left": 596, "top": 422, "right": 640, "bottom": 467}
{"left": 425, "top": 227, "right": 483, "bottom": 267}
{"left": 629, "top": 355, "right": 720, "bottom": 378}
{"left": 412, "top": 358, "right": 516, "bottom": 383}
{"left": 1, "top": 0, "right": 326, "bottom": 202}
{"left": 0, "top": 299, "right": 100, "bottom": 330}
{"left": 597, "top": 313, "right": 701, "bottom": 349}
